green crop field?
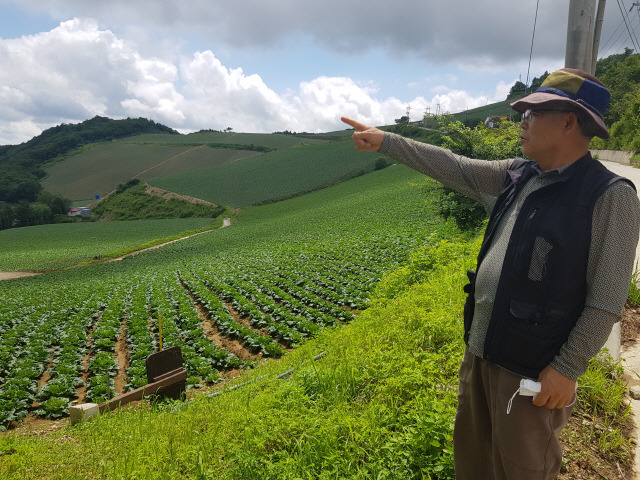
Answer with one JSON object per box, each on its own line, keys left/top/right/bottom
{"left": 149, "top": 140, "right": 383, "bottom": 207}
{"left": 0, "top": 218, "right": 214, "bottom": 271}
{"left": 42, "top": 131, "right": 354, "bottom": 205}
{"left": 0, "top": 165, "right": 443, "bottom": 426}
{"left": 42, "top": 142, "right": 261, "bottom": 202}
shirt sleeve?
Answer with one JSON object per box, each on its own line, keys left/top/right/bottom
{"left": 380, "top": 132, "right": 513, "bottom": 212}
{"left": 551, "top": 180, "right": 640, "bottom": 380}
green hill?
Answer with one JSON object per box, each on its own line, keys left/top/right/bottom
{"left": 42, "top": 141, "right": 260, "bottom": 202}
{"left": 149, "top": 140, "right": 383, "bottom": 208}
{"left": 41, "top": 131, "right": 339, "bottom": 204}
{"left": 41, "top": 132, "right": 381, "bottom": 208}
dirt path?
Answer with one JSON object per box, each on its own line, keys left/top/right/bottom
{"left": 0, "top": 271, "right": 40, "bottom": 280}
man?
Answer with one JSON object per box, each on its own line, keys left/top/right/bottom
{"left": 342, "top": 68, "right": 640, "bottom": 479}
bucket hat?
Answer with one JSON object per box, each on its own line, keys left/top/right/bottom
{"left": 510, "top": 68, "right": 610, "bottom": 139}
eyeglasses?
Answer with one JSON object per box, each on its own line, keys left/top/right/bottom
{"left": 521, "top": 109, "right": 547, "bottom": 122}
{"left": 521, "top": 109, "right": 570, "bottom": 122}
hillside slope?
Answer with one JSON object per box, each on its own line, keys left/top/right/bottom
{"left": 0, "top": 165, "right": 631, "bottom": 479}
{"left": 42, "top": 131, "right": 382, "bottom": 207}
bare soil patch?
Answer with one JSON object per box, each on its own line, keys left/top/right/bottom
{"left": 0, "top": 271, "right": 40, "bottom": 281}
{"left": 145, "top": 186, "right": 218, "bottom": 206}
{"left": 113, "top": 319, "right": 130, "bottom": 394}
{"left": 623, "top": 305, "right": 640, "bottom": 348}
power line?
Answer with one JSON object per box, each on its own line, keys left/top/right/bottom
{"left": 600, "top": 0, "right": 640, "bottom": 58}
{"left": 525, "top": 0, "right": 540, "bottom": 92}
{"left": 615, "top": 0, "right": 640, "bottom": 52}
{"left": 599, "top": 18, "right": 628, "bottom": 57}
{"left": 626, "top": 0, "right": 640, "bottom": 47}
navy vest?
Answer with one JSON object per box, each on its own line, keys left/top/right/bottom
{"left": 464, "top": 153, "right": 633, "bottom": 378}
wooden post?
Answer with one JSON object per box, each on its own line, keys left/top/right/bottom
{"left": 98, "top": 368, "right": 187, "bottom": 413}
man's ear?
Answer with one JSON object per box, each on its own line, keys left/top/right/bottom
{"left": 564, "top": 112, "right": 580, "bottom": 132}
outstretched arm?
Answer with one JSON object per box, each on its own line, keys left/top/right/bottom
{"left": 341, "top": 117, "right": 385, "bottom": 152}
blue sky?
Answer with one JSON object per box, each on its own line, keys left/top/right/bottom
{"left": 0, "top": 0, "right": 638, "bottom": 145}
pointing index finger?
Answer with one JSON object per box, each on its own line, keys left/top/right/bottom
{"left": 341, "top": 116, "right": 368, "bottom": 132}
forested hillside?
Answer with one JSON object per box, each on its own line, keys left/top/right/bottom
{"left": 0, "top": 117, "right": 178, "bottom": 229}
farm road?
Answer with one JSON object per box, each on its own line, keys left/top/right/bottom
{"left": 0, "top": 271, "right": 39, "bottom": 280}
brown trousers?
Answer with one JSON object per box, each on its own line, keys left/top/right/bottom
{"left": 453, "top": 350, "right": 574, "bottom": 480}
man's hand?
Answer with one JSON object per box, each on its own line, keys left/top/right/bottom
{"left": 533, "top": 365, "right": 577, "bottom": 409}
{"left": 341, "top": 117, "right": 385, "bottom": 152}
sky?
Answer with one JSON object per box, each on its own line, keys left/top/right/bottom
{"left": 0, "top": 0, "right": 638, "bottom": 145}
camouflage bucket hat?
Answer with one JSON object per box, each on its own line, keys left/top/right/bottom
{"left": 510, "top": 68, "right": 610, "bottom": 139}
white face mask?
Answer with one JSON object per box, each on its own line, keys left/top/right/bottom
{"left": 506, "top": 379, "right": 577, "bottom": 414}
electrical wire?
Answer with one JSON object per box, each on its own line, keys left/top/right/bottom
{"left": 615, "top": 0, "right": 640, "bottom": 52}
{"left": 525, "top": 0, "right": 540, "bottom": 93}
{"left": 600, "top": 0, "right": 640, "bottom": 58}
{"left": 599, "top": 19, "right": 626, "bottom": 57}
{"left": 626, "top": 1, "right": 640, "bottom": 49}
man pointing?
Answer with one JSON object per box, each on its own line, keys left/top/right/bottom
{"left": 343, "top": 68, "right": 640, "bottom": 479}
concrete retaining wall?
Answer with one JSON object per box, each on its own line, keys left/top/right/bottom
{"left": 591, "top": 149, "right": 636, "bottom": 165}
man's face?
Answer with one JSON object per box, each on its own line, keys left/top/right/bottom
{"left": 519, "top": 109, "right": 571, "bottom": 162}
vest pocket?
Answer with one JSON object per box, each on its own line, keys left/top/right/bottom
{"left": 500, "top": 298, "right": 570, "bottom": 373}
{"left": 528, "top": 236, "right": 553, "bottom": 282}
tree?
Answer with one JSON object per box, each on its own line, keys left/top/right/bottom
{"left": 0, "top": 166, "right": 41, "bottom": 203}
{"left": 0, "top": 203, "right": 12, "bottom": 230}
{"left": 529, "top": 71, "right": 550, "bottom": 92}
{"left": 28, "top": 202, "right": 53, "bottom": 225}
{"left": 13, "top": 201, "right": 31, "bottom": 227}
{"left": 374, "top": 157, "right": 391, "bottom": 170}
{"left": 606, "top": 86, "right": 640, "bottom": 150}
{"left": 433, "top": 116, "right": 523, "bottom": 230}
{"left": 507, "top": 80, "right": 527, "bottom": 100}
{"left": 37, "top": 191, "right": 72, "bottom": 215}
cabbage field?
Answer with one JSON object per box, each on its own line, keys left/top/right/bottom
{"left": 0, "top": 165, "right": 449, "bottom": 431}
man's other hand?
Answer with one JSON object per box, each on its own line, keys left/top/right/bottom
{"left": 534, "top": 365, "right": 577, "bottom": 409}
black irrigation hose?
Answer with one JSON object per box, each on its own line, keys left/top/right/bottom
{"left": 207, "top": 351, "right": 327, "bottom": 398}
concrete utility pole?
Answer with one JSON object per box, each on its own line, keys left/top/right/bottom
{"left": 565, "top": 0, "right": 606, "bottom": 74}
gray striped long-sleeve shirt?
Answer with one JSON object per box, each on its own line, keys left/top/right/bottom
{"left": 380, "top": 132, "right": 640, "bottom": 380}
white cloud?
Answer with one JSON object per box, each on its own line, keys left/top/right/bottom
{"left": 0, "top": 17, "right": 516, "bottom": 144}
